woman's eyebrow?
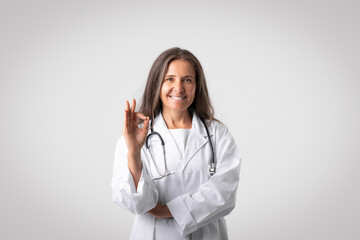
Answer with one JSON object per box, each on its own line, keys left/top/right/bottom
{"left": 164, "top": 74, "right": 195, "bottom": 78}
{"left": 182, "top": 75, "right": 194, "bottom": 78}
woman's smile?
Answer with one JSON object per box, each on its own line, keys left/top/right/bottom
{"left": 169, "top": 95, "right": 187, "bottom": 100}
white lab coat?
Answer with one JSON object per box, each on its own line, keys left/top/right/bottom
{"left": 112, "top": 112, "right": 241, "bottom": 240}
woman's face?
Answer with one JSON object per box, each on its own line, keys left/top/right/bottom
{"left": 160, "top": 59, "right": 196, "bottom": 115}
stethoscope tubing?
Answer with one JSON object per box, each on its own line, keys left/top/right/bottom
{"left": 145, "top": 117, "right": 215, "bottom": 179}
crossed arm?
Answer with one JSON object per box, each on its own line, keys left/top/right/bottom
{"left": 148, "top": 203, "right": 173, "bottom": 218}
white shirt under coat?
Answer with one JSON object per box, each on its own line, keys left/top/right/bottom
{"left": 111, "top": 112, "right": 241, "bottom": 240}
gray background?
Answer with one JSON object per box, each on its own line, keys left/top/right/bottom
{"left": 1, "top": 0, "right": 359, "bottom": 239}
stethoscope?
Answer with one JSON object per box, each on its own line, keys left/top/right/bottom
{"left": 145, "top": 118, "right": 216, "bottom": 180}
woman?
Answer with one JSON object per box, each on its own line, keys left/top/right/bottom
{"left": 112, "top": 47, "right": 241, "bottom": 240}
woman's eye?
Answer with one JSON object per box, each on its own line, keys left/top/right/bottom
{"left": 166, "top": 78, "right": 173, "bottom": 82}
{"left": 184, "top": 78, "right": 192, "bottom": 82}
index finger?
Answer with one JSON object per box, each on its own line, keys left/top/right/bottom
{"left": 131, "top": 98, "right": 136, "bottom": 113}
{"left": 135, "top": 112, "right": 148, "bottom": 120}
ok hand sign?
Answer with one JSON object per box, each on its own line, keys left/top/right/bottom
{"left": 122, "top": 99, "right": 150, "bottom": 155}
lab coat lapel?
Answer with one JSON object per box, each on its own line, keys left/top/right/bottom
{"left": 182, "top": 112, "right": 209, "bottom": 170}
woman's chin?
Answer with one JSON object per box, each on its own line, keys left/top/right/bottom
{"left": 162, "top": 105, "right": 190, "bottom": 114}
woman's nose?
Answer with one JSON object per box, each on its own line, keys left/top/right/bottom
{"left": 173, "top": 80, "right": 184, "bottom": 92}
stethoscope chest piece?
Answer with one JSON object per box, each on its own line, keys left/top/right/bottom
{"left": 208, "top": 163, "right": 216, "bottom": 177}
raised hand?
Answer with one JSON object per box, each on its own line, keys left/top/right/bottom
{"left": 123, "top": 99, "right": 150, "bottom": 155}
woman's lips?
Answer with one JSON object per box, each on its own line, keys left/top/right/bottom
{"left": 169, "top": 96, "right": 186, "bottom": 100}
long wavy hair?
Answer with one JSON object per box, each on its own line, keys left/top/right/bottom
{"left": 138, "top": 47, "right": 217, "bottom": 125}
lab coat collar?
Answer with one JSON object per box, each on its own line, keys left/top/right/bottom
{"left": 151, "top": 110, "right": 210, "bottom": 172}
{"left": 151, "top": 110, "right": 209, "bottom": 139}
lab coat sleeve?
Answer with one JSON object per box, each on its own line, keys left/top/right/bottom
{"left": 111, "top": 136, "right": 159, "bottom": 215}
{"left": 167, "top": 124, "right": 241, "bottom": 236}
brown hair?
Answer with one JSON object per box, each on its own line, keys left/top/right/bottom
{"left": 138, "top": 47, "right": 217, "bottom": 125}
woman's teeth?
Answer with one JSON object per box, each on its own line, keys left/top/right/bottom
{"left": 170, "top": 96, "right": 185, "bottom": 100}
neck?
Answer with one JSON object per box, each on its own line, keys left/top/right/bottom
{"left": 161, "top": 109, "right": 192, "bottom": 129}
